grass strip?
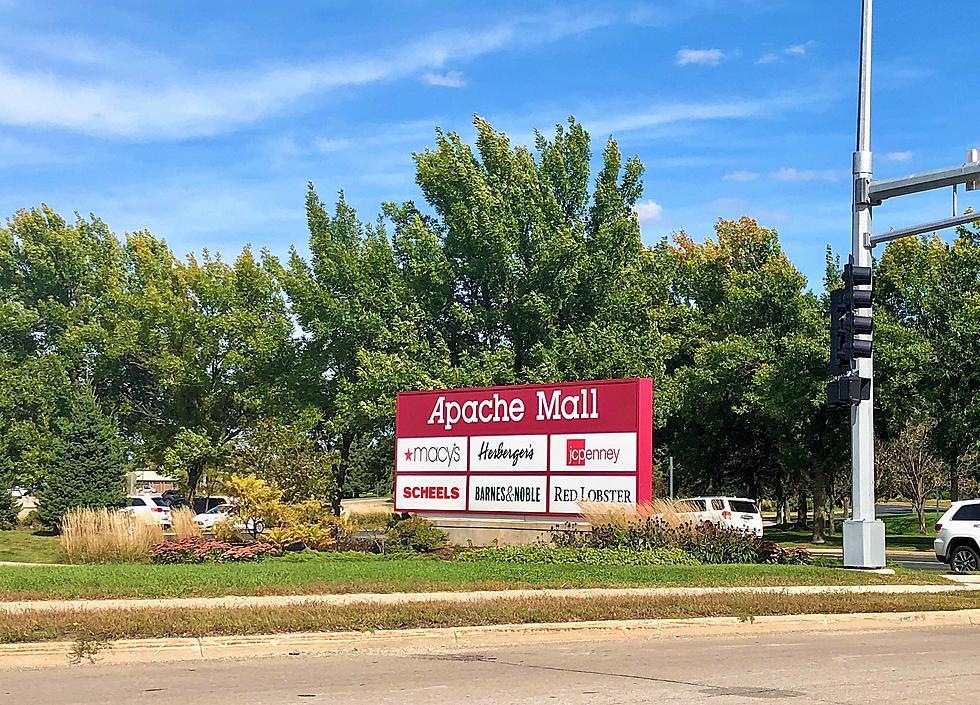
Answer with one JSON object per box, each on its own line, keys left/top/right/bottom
{"left": 0, "top": 559, "right": 946, "bottom": 601}
{"left": 4, "top": 591, "right": 980, "bottom": 644}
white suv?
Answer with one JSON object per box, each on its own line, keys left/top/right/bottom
{"left": 119, "top": 495, "right": 172, "bottom": 528}
{"left": 935, "top": 499, "right": 980, "bottom": 573}
{"left": 681, "top": 496, "right": 764, "bottom": 537}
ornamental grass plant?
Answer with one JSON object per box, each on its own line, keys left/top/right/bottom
{"left": 60, "top": 508, "right": 163, "bottom": 564}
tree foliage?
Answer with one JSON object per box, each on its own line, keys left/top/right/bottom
{"left": 34, "top": 392, "right": 127, "bottom": 529}
{"left": 2, "top": 118, "right": 979, "bottom": 525}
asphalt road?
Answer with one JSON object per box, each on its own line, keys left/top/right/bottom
{"left": 4, "top": 626, "right": 979, "bottom": 705}
{"left": 890, "top": 552, "right": 945, "bottom": 571}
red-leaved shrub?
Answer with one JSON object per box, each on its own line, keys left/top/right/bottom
{"left": 150, "top": 536, "right": 281, "bottom": 564}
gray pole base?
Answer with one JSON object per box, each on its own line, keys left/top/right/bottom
{"left": 843, "top": 519, "right": 886, "bottom": 568}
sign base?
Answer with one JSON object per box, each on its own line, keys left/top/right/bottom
{"left": 425, "top": 515, "right": 589, "bottom": 547}
{"left": 842, "top": 519, "right": 886, "bottom": 568}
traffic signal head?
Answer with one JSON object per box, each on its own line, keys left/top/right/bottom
{"left": 828, "top": 255, "right": 874, "bottom": 405}
{"left": 827, "top": 374, "right": 871, "bottom": 408}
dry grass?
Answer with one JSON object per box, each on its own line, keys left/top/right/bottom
{"left": 577, "top": 498, "right": 701, "bottom": 531}
{"left": 4, "top": 591, "right": 980, "bottom": 644}
{"left": 348, "top": 510, "right": 391, "bottom": 532}
{"left": 170, "top": 507, "right": 201, "bottom": 539}
{"left": 60, "top": 508, "right": 164, "bottom": 564}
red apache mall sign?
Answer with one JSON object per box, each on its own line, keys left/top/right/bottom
{"left": 394, "top": 378, "right": 653, "bottom": 517}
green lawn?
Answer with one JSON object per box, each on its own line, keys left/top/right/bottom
{"left": 0, "top": 554, "right": 943, "bottom": 601}
{"left": 767, "top": 512, "right": 941, "bottom": 552}
{"left": 0, "top": 529, "right": 63, "bottom": 564}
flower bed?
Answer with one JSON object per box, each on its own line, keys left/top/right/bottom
{"left": 150, "top": 536, "right": 281, "bottom": 564}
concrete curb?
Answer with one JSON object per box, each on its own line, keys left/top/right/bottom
{"left": 807, "top": 548, "right": 931, "bottom": 557}
{"left": 3, "top": 608, "right": 980, "bottom": 670}
{"left": 3, "top": 582, "right": 978, "bottom": 614}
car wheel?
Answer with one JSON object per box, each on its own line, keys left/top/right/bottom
{"left": 949, "top": 544, "right": 980, "bottom": 573}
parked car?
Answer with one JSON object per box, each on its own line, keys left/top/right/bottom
{"left": 934, "top": 499, "right": 980, "bottom": 573}
{"left": 192, "top": 503, "right": 234, "bottom": 529}
{"left": 119, "top": 495, "right": 172, "bottom": 527}
{"left": 679, "top": 496, "right": 764, "bottom": 537}
{"left": 192, "top": 503, "right": 263, "bottom": 534}
{"left": 192, "top": 496, "right": 230, "bottom": 515}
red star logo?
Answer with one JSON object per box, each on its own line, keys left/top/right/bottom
{"left": 404, "top": 449, "right": 412, "bottom": 461}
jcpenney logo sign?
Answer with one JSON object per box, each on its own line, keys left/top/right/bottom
{"left": 550, "top": 433, "right": 636, "bottom": 472}
{"left": 566, "top": 438, "right": 621, "bottom": 466}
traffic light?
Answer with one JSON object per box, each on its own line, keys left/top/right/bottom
{"left": 828, "top": 256, "right": 873, "bottom": 406}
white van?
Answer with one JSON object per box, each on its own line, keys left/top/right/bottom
{"left": 680, "top": 496, "right": 764, "bottom": 537}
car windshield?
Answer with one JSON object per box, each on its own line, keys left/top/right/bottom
{"left": 129, "top": 498, "right": 145, "bottom": 507}
{"left": 730, "top": 500, "right": 759, "bottom": 514}
{"left": 207, "top": 505, "right": 230, "bottom": 514}
{"left": 152, "top": 498, "right": 169, "bottom": 507}
{"left": 683, "top": 499, "right": 707, "bottom": 512}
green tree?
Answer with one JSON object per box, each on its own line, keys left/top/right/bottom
{"left": 0, "top": 207, "right": 127, "bottom": 492}
{"left": 35, "top": 392, "right": 127, "bottom": 529}
{"left": 104, "top": 235, "right": 295, "bottom": 499}
{"left": 229, "top": 414, "right": 338, "bottom": 507}
{"left": 0, "top": 486, "right": 18, "bottom": 530}
{"left": 665, "top": 217, "right": 819, "bottom": 512}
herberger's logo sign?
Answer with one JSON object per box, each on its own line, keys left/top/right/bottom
{"left": 394, "top": 379, "right": 653, "bottom": 517}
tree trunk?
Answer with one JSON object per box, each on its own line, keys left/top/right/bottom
{"left": 914, "top": 495, "right": 927, "bottom": 534}
{"left": 186, "top": 460, "right": 206, "bottom": 503}
{"left": 826, "top": 496, "right": 836, "bottom": 535}
{"left": 331, "top": 432, "right": 355, "bottom": 516}
{"left": 794, "top": 488, "right": 808, "bottom": 530}
{"left": 951, "top": 467, "right": 959, "bottom": 504}
{"left": 811, "top": 466, "right": 827, "bottom": 544}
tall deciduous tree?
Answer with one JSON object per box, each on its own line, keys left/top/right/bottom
{"left": 104, "top": 235, "right": 295, "bottom": 498}
{"left": 877, "top": 417, "right": 947, "bottom": 532}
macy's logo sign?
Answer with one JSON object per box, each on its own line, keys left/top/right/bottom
{"left": 566, "top": 438, "right": 622, "bottom": 466}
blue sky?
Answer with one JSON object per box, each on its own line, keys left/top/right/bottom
{"left": 1, "top": 1, "right": 978, "bottom": 287}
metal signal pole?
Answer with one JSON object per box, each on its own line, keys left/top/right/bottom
{"left": 843, "top": 0, "right": 886, "bottom": 568}
{"left": 839, "top": 1, "right": 980, "bottom": 567}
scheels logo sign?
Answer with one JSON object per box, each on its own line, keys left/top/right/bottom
{"left": 566, "top": 438, "right": 621, "bottom": 466}
{"left": 401, "top": 485, "right": 460, "bottom": 500}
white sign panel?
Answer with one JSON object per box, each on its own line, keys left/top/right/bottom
{"left": 549, "top": 432, "right": 637, "bottom": 472}
{"left": 469, "top": 434, "right": 548, "bottom": 472}
{"left": 395, "top": 474, "right": 468, "bottom": 512}
{"left": 396, "top": 436, "right": 468, "bottom": 473}
{"left": 548, "top": 475, "right": 637, "bottom": 513}
{"left": 467, "top": 474, "right": 548, "bottom": 513}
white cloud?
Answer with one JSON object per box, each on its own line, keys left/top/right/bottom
{"left": 633, "top": 199, "right": 664, "bottom": 223}
{"left": 422, "top": 70, "right": 466, "bottom": 88}
{"left": 884, "top": 150, "right": 913, "bottom": 162}
{"left": 724, "top": 170, "right": 760, "bottom": 182}
{"left": 313, "top": 137, "right": 354, "bottom": 154}
{"left": 772, "top": 167, "right": 842, "bottom": 182}
{"left": 675, "top": 48, "right": 726, "bottom": 66}
{"left": 756, "top": 41, "right": 815, "bottom": 64}
{"left": 0, "top": 12, "right": 614, "bottom": 139}
{"left": 587, "top": 89, "right": 815, "bottom": 135}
